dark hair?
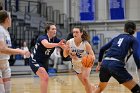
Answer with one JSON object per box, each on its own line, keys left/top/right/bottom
{"left": 124, "top": 21, "right": 136, "bottom": 35}
{"left": 44, "top": 22, "right": 55, "bottom": 33}
{"left": 0, "top": 2, "right": 3, "bottom": 10}
{"left": 0, "top": 6, "right": 3, "bottom": 10}
{"left": 73, "top": 26, "right": 90, "bottom": 41}
{"left": 0, "top": 10, "right": 9, "bottom": 23}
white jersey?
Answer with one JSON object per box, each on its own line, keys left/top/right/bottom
{"left": 69, "top": 38, "right": 87, "bottom": 73}
{"left": 0, "top": 25, "right": 12, "bottom": 60}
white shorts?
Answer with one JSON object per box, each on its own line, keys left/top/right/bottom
{"left": 72, "top": 61, "right": 82, "bottom": 74}
{"left": 0, "top": 60, "right": 11, "bottom": 78}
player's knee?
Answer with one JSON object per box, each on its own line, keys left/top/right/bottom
{"left": 43, "top": 75, "right": 49, "bottom": 81}
{"left": 3, "top": 80, "right": 11, "bottom": 93}
{"left": 0, "top": 78, "right": 3, "bottom": 83}
{"left": 38, "top": 73, "right": 49, "bottom": 81}
{"left": 82, "top": 76, "right": 88, "bottom": 83}
{"left": 3, "top": 78, "right": 11, "bottom": 82}
{"left": 36, "top": 67, "right": 49, "bottom": 81}
{"left": 131, "top": 84, "right": 140, "bottom": 93}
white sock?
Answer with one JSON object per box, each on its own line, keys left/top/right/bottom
{"left": 0, "top": 84, "right": 5, "bottom": 93}
{"left": 4, "top": 81, "right": 11, "bottom": 93}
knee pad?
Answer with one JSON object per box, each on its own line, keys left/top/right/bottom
{"left": 131, "top": 84, "right": 140, "bottom": 93}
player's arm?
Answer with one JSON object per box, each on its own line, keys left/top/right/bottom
{"left": 63, "top": 40, "right": 70, "bottom": 58}
{"left": 96, "top": 39, "right": 113, "bottom": 72}
{"left": 41, "top": 38, "right": 66, "bottom": 48}
{"left": 132, "top": 39, "right": 140, "bottom": 69}
{"left": 98, "top": 39, "right": 113, "bottom": 63}
{"left": 41, "top": 39, "right": 59, "bottom": 48}
{"left": 85, "top": 42, "right": 95, "bottom": 61}
{"left": 0, "top": 40, "right": 30, "bottom": 56}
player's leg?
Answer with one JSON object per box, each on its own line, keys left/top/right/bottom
{"left": 112, "top": 67, "right": 140, "bottom": 92}
{"left": 29, "top": 59, "right": 49, "bottom": 93}
{"left": 122, "top": 80, "right": 140, "bottom": 93}
{"left": 74, "top": 62, "right": 93, "bottom": 92}
{"left": 3, "top": 78, "right": 11, "bottom": 93}
{"left": 94, "top": 60, "right": 111, "bottom": 93}
{"left": 109, "top": 60, "right": 140, "bottom": 93}
{"left": 76, "top": 67, "right": 94, "bottom": 93}
{"left": 36, "top": 67, "right": 49, "bottom": 93}
{"left": 81, "top": 67, "right": 94, "bottom": 93}
{"left": 77, "top": 73, "right": 95, "bottom": 93}
{"left": 0, "top": 70, "right": 5, "bottom": 93}
{"left": 94, "top": 82, "right": 108, "bottom": 93}
{"left": 2, "top": 61, "right": 11, "bottom": 93}
{"left": 77, "top": 73, "right": 86, "bottom": 85}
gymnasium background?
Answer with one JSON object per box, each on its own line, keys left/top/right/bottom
{"left": 0, "top": 0, "right": 140, "bottom": 71}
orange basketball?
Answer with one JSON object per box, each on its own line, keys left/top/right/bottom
{"left": 82, "top": 55, "right": 94, "bottom": 68}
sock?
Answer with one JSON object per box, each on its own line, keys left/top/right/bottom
{"left": 0, "top": 84, "right": 5, "bottom": 93}
{"left": 4, "top": 81, "right": 11, "bottom": 93}
{"left": 131, "top": 84, "right": 140, "bottom": 93}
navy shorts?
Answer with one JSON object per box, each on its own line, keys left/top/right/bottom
{"left": 29, "top": 58, "right": 49, "bottom": 74}
{"left": 99, "top": 60, "right": 133, "bottom": 84}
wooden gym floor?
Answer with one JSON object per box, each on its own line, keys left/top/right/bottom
{"left": 11, "top": 71, "right": 138, "bottom": 93}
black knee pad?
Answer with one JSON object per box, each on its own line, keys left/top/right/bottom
{"left": 131, "top": 84, "right": 140, "bottom": 93}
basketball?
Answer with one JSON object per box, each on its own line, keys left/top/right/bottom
{"left": 82, "top": 55, "right": 94, "bottom": 68}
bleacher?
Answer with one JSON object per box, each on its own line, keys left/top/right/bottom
{"left": 7, "top": 0, "right": 109, "bottom": 74}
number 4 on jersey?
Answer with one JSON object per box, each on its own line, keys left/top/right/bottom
{"left": 117, "top": 38, "right": 124, "bottom": 47}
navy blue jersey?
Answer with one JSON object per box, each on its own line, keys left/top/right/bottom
{"left": 31, "top": 34, "right": 60, "bottom": 63}
{"left": 98, "top": 33, "right": 140, "bottom": 69}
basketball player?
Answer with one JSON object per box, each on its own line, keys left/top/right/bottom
{"left": 94, "top": 21, "right": 140, "bottom": 93}
{"left": 63, "top": 27, "right": 95, "bottom": 93}
{"left": 0, "top": 10, "right": 30, "bottom": 93}
{"left": 29, "top": 22, "right": 66, "bottom": 93}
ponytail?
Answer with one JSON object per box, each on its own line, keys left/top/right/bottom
{"left": 81, "top": 30, "right": 90, "bottom": 42}
{"left": 127, "top": 28, "right": 134, "bottom": 35}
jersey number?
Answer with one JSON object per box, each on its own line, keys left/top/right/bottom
{"left": 117, "top": 38, "right": 124, "bottom": 47}
{"left": 76, "top": 52, "right": 82, "bottom": 58}
{"left": 45, "top": 49, "right": 51, "bottom": 55}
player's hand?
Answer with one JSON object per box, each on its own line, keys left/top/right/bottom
{"left": 64, "top": 45, "right": 70, "bottom": 51}
{"left": 24, "top": 51, "right": 31, "bottom": 58}
{"left": 59, "top": 39, "right": 66, "bottom": 45}
{"left": 59, "top": 44, "right": 67, "bottom": 49}
{"left": 18, "top": 49, "right": 30, "bottom": 58}
{"left": 96, "top": 64, "right": 101, "bottom": 72}
{"left": 96, "top": 62, "right": 102, "bottom": 72}
{"left": 58, "top": 39, "right": 66, "bottom": 49}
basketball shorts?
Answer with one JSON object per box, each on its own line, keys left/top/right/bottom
{"left": 99, "top": 60, "right": 133, "bottom": 84}
{"left": 29, "top": 58, "right": 49, "bottom": 74}
{"left": 0, "top": 60, "right": 11, "bottom": 78}
{"left": 72, "top": 61, "right": 82, "bottom": 74}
